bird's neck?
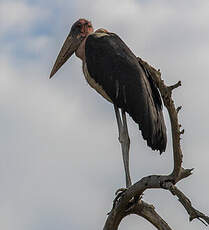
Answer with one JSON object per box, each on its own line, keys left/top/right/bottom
{"left": 75, "top": 33, "right": 93, "bottom": 61}
{"left": 75, "top": 38, "right": 86, "bottom": 61}
{"left": 75, "top": 29, "right": 109, "bottom": 61}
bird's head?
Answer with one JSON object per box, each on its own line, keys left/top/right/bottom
{"left": 49, "top": 18, "right": 93, "bottom": 79}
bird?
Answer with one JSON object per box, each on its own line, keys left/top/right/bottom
{"left": 49, "top": 18, "right": 167, "bottom": 188}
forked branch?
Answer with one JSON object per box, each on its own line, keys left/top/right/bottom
{"left": 168, "top": 184, "right": 209, "bottom": 225}
{"left": 102, "top": 57, "right": 208, "bottom": 230}
{"left": 104, "top": 200, "right": 172, "bottom": 230}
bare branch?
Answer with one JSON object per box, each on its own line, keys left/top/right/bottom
{"left": 104, "top": 174, "right": 208, "bottom": 229}
{"left": 168, "top": 81, "right": 181, "bottom": 91}
{"left": 180, "top": 129, "right": 185, "bottom": 135}
{"left": 104, "top": 199, "right": 173, "bottom": 230}
{"left": 168, "top": 184, "right": 209, "bottom": 225}
{"left": 176, "top": 106, "right": 182, "bottom": 114}
{"left": 137, "top": 57, "right": 184, "bottom": 182}
{"left": 133, "top": 200, "right": 173, "bottom": 230}
{"left": 102, "top": 57, "right": 208, "bottom": 230}
{"left": 178, "top": 167, "right": 194, "bottom": 180}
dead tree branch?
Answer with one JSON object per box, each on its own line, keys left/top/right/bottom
{"left": 168, "top": 183, "right": 209, "bottom": 225}
{"left": 137, "top": 57, "right": 186, "bottom": 182}
{"left": 104, "top": 200, "right": 172, "bottom": 230}
{"left": 102, "top": 57, "right": 209, "bottom": 229}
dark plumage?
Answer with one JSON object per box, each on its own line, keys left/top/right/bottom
{"left": 85, "top": 32, "right": 167, "bottom": 152}
{"left": 49, "top": 18, "right": 167, "bottom": 187}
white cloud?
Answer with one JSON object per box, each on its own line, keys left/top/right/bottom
{"left": 0, "top": 1, "right": 50, "bottom": 35}
{"left": 1, "top": 0, "right": 209, "bottom": 230}
{"left": 25, "top": 35, "right": 51, "bottom": 55}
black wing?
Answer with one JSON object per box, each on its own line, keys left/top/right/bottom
{"left": 85, "top": 32, "right": 167, "bottom": 152}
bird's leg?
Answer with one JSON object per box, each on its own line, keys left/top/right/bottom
{"left": 121, "top": 108, "right": 131, "bottom": 187}
{"left": 114, "top": 105, "right": 132, "bottom": 188}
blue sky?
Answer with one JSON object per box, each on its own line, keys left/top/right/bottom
{"left": 1, "top": 0, "right": 209, "bottom": 229}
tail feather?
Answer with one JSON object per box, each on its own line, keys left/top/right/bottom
{"left": 137, "top": 59, "right": 167, "bottom": 153}
{"left": 138, "top": 104, "right": 167, "bottom": 153}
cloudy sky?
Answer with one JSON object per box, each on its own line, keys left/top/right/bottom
{"left": 1, "top": 0, "right": 209, "bottom": 229}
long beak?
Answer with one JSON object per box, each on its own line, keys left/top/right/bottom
{"left": 49, "top": 33, "right": 83, "bottom": 79}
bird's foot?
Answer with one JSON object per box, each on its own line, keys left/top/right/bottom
{"left": 108, "top": 187, "right": 143, "bottom": 215}
{"left": 107, "top": 188, "right": 127, "bottom": 215}
{"left": 113, "top": 188, "right": 127, "bottom": 208}
{"left": 115, "top": 187, "right": 127, "bottom": 196}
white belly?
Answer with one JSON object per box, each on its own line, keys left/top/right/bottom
{"left": 82, "top": 62, "right": 112, "bottom": 103}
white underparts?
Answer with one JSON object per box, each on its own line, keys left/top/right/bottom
{"left": 76, "top": 30, "right": 112, "bottom": 103}
{"left": 83, "top": 62, "right": 112, "bottom": 103}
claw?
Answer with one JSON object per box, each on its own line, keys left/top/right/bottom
{"left": 115, "top": 187, "right": 127, "bottom": 196}
{"left": 110, "top": 187, "right": 127, "bottom": 212}
{"left": 107, "top": 187, "right": 143, "bottom": 215}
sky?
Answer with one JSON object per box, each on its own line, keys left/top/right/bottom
{"left": 1, "top": 0, "right": 209, "bottom": 229}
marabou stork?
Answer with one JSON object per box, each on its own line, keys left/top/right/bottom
{"left": 50, "top": 19, "right": 167, "bottom": 188}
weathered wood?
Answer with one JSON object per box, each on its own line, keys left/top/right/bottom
{"left": 102, "top": 57, "right": 208, "bottom": 230}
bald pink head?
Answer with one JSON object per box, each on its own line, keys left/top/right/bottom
{"left": 71, "top": 18, "right": 94, "bottom": 38}
{"left": 49, "top": 18, "right": 94, "bottom": 78}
